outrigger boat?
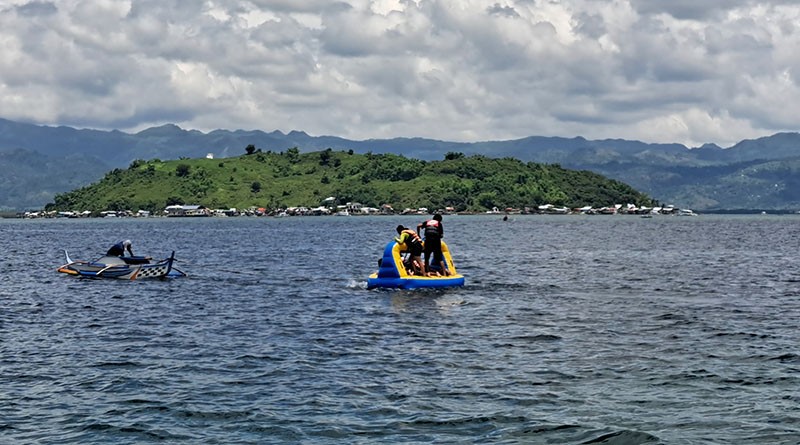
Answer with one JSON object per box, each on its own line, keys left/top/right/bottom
{"left": 367, "top": 240, "right": 465, "bottom": 290}
{"left": 57, "top": 250, "right": 187, "bottom": 280}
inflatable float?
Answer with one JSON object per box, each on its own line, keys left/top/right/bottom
{"left": 367, "top": 240, "right": 465, "bottom": 290}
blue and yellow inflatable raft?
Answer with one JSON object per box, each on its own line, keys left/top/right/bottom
{"left": 367, "top": 240, "right": 465, "bottom": 290}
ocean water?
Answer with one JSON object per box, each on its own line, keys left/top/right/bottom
{"left": 1, "top": 214, "right": 799, "bottom": 444}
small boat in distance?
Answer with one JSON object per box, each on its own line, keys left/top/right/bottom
{"left": 367, "top": 240, "right": 465, "bottom": 290}
{"left": 57, "top": 250, "right": 186, "bottom": 280}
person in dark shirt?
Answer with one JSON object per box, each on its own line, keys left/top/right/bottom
{"left": 417, "top": 214, "right": 448, "bottom": 276}
{"left": 106, "top": 239, "right": 133, "bottom": 257}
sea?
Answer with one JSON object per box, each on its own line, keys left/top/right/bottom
{"left": 1, "top": 214, "right": 799, "bottom": 444}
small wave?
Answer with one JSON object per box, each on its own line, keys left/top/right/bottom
{"left": 436, "top": 297, "right": 467, "bottom": 308}
{"left": 92, "top": 361, "right": 141, "bottom": 369}
{"left": 174, "top": 408, "right": 254, "bottom": 421}
{"left": 770, "top": 353, "right": 800, "bottom": 363}
{"left": 79, "top": 422, "right": 192, "bottom": 441}
{"left": 581, "top": 429, "right": 661, "bottom": 444}
{"left": 665, "top": 368, "right": 719, "bottom": 381}
{"left": 721, "top": 375, "right": 792, "bottom": 386}
{"left": 653, "top": 312, "right": 692, "bottom": 322}
{"left": 396, "top": 414, "right": 531, "bottom": 433}
{"left": 467, "top": 282, "right": 543, "bottom": 291}
{"left": 532, "top": 369, "right": 580, "bottom": 380}
{"left": 234, "top": 353, "right": 285, "bottom": 363}
{"left": 347, "top": 279, "right": 367, "bottom": 289}
{"left": 511, "top": 334, "right": 562, "bottom": 342}
{"left": 712, "top": 331, "right": 776, "bottom": 340}
{"left": 450, "top": 348, "right": 480, "bottom": 354}
{"left": 511, "top": 423, "right": 580, "bottom": 434}
{"left": 119, "top": 398, "right": 158, "bottom": 405}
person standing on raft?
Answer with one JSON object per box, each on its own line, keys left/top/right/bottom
{"left": 417, "top": 214, "right": 448, "bottom": 276}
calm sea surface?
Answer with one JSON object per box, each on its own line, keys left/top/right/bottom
{"left": 1, "top": 214, "right": 799, "bottom": 444}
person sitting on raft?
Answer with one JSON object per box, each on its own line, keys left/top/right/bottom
{"left": 395, "top": 225, "right": 425, "bottom": 276}
{"left": 106, "top": 239, "right": 134, "bottom": 257}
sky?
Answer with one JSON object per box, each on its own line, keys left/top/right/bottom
{"left": 1, "top": 0, "right": 800, "bottom": 148}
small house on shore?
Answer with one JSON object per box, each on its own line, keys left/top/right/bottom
{"left": 164, "top": 205, "right": 209, "bottom": 217}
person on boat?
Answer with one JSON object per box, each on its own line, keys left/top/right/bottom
{"left": 106, "top": 239, "right": 134, "bottom": 257}
{"left": 395, "top": 225, "right": 425, "bottom": 275}
{"left": 417, "top": 214, "right": 448, "bottom": 276}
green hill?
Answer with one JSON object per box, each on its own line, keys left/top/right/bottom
{"left": 45, "top": 148, "right": 654, "bottom": 214}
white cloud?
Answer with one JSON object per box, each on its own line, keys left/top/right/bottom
{"left": 0, "top": 0, "right": 799, "bottom": 147}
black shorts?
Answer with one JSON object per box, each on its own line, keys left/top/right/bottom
{"left": 423, "top": 238, "right": 444, "bottom": 263}
{"left": 408, "top": 241, "right": 423, "bottom": 257}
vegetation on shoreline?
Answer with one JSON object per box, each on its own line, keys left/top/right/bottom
{"left": 45, "top": 148, "right": 655, "bottom": 214}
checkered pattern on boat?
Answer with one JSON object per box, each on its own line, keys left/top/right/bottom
{"left": 137, "top": 264, "right": 169, "bottom": 278}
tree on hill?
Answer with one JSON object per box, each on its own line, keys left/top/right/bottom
{"left": 286, "top": 147, "right": 300, "bottom": 163}
{"left": 319, "top": 148, "right": 333, "bottom": 166}
{"left": 175, "top": 164, "right": 191, "bottom": 177}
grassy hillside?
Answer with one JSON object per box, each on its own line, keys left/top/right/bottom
{"left": 45, "top": 149, "right": 655, "bottom": 213}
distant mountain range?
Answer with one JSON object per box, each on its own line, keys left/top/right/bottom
{"left": 2, "top": 117, "right": 800, "bottom": 211}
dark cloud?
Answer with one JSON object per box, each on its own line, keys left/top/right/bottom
{"left": 573, "top": 12, "right": 606, "bottom": 39}
{"left": 15, "top": 1, "right": 56, "bottom": 16}
{"left": 487, "top": 3, "right": 520, "bottom": 18}
{"left": 629, "top": 0, "right": 753, "bottom": 20}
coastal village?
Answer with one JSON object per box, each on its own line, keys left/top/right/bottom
{"left": 20, "top": 202, "right": 697, "bottom": 218}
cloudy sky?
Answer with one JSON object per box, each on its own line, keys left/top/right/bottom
{"left": 1, "top": 0, "right": 799, "bottom": 147}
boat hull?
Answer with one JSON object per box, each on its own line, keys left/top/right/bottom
{"left": 57, "top": 252, "right": 185, "bottom": 280}
{"left": 367, "top": 240, "right": 464, "bottom": 290}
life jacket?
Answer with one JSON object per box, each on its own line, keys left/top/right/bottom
{"left": 423, "top": 219, "right": 441, "bottom": 238}
{"left": 401, "top": 229, "right": 422, "bottom": 246}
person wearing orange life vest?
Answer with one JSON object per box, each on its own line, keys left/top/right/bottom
{"left": 417, "top": 214, "right": 448, "bottom": 276}
{"left": 395, "top": 225, "right": 425, "bottom": 275}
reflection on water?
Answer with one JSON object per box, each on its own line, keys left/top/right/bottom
{"left": 388, "top": 290, "right": 467, "bottom": 314}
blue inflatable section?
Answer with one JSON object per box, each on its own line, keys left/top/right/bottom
{"left": 376, "top": 242, "right": 401, "bottom": 278}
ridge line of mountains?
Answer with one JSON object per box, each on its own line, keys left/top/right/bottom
{"left": 2, "top": 117, "right": 800, "bottom": 211}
